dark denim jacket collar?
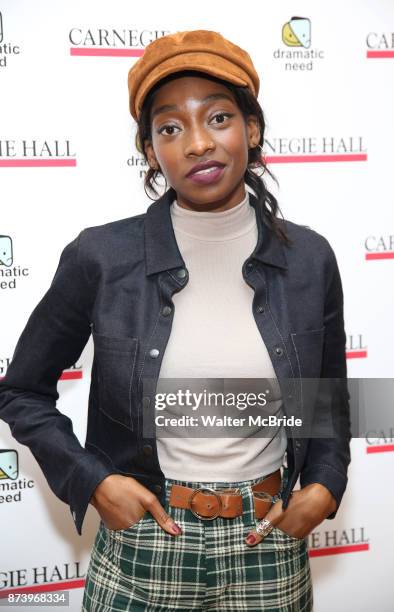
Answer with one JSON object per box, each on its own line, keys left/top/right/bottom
{"left": 144, "top": 187, "right": 288, "bottom": 276}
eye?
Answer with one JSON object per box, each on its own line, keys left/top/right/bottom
{"left": 211, "top": 112, "right": 234, "bottom": 124}
{"left": 157, "top": 112, "right": 234, "bottom": 136}
{"left": 157, "top": 124, "right": 180, "bottom": 136}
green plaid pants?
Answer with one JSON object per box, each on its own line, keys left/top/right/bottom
{"left": 82, "top": 467, "right": 313, "bottom": 611}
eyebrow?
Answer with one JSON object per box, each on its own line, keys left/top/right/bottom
{"left": 151, "top": 93, "right": 235, "bottom": 120}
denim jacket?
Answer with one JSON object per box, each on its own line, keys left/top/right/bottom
{"left": 0, "top": 188, "right": 351, "bottom": 535}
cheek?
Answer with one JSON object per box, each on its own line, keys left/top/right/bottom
{"left": 219, "top": 126, "right": 249, "bottom": 155}
{"left": 158, "top": 152, "right": 180, "bottom": 177}
{"left": 150, "top": 141, "right": 177, "bottom": 174}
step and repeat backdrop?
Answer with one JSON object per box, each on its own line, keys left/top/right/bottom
{"left": 1, "top": 1, "right": 393, "bottom": 610}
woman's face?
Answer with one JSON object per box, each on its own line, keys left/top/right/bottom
{"left": 144, "top": 75, "right": 260, "bottom": 212}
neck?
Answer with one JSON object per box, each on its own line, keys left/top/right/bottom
{"left": 170, "top": 191, "right": 256, "bottom": 241}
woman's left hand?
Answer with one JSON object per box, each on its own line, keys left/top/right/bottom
{"left": 244, "top": 483, "right": 337, "bottom": 546}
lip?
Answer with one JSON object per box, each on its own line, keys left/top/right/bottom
{"left": 186, "top": 165, "right": 226, "bottom": 185}
{"left": 186, "top": 160, "right": 225, "bottom": 177}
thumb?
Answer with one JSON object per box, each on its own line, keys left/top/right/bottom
{"left": 147, "top": 496, "right": 183, "bottom": 536}
{"left": 245, "top": 498, "right": 284, "bottom": 547}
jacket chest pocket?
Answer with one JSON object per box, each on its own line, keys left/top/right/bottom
{"left": 290, "top": 326, "right": 325, "bottom": 379}
{"left": 92, "top": 332, "right": 139, "bottom": 431}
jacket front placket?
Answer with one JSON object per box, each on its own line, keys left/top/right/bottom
{"left": 134, "top": 265, "right": 190, "bottom": 505}
{"left": 241, "top": 257, "right": 304, "bottom": 509}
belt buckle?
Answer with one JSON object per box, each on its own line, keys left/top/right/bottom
{"left": 188, "top": 486, "right": 222, "bottom": 520}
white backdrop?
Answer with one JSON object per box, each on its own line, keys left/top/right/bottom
{"left": 1, "top": 1, "right": 394, "bottom": 610}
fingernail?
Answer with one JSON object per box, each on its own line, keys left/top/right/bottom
{"left": 246, "top": 535, "right": 256, "bottom": 544}
{"left": 171, "top": 523, "right": 182, "bottom": 534}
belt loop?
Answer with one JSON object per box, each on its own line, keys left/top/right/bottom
{"left": 240, "top": 484, "right": 256, "bottom": 529}
{"left": 164, "top": 479, "right": 172, "bottom": 514}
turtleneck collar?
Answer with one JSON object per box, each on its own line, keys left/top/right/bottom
{"left": 170, "top": 190, "right": 256, "bottom": 241}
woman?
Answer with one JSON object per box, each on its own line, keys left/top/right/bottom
{"left": 0, "top": 30, "right": 351, "bottom": 611}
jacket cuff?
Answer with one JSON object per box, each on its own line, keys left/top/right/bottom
{"left": 299, "top": 463, "right": 348, "bottom": 520}
{"left": 67, "top": 453, "right": 119, "bottom": 535}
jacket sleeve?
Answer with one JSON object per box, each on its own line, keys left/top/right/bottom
{"left": 0, "top": 231, "right": 118, "bottom": 535}
{"left": 299, "top": 240, "right": 352, "bottom": 519}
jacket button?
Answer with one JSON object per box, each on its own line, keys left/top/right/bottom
{"left": 256, "top": 305, "right": 265, "bottom": 313}
{"left": 162, "top": 306, "right": 172, "bottom": 316}
{"left": 149, "top": 348, "right": 160, "bottom": 358}
{"left": 143, "top": 444, "right": 153, "bottom": 456}
{"left": 154, "top": 484, "right": 162, "bottom": 493}
{"left": 274, "top": 347, "right": 283, "bottom": 356}
{"left": 246, "top": 262, "right": 254, "bottom": 269}
{"left": 295, "top": 440, "right": 301, "bottom": 450}
{"left": 176, "top": 268, "right": 187, "bottom": 279}
{"left": 143, "top": 396, "right": 150, "bottom": 409}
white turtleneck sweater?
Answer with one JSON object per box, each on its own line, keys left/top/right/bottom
{"left": 156, "top": 190, "right": 287, "bottom": 481}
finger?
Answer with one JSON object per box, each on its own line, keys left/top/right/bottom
{"left": 145, "top": 495, "right": 182, "bottom": 536}
{"left": 245, "top": 498, "right": 284, "bottom": 546}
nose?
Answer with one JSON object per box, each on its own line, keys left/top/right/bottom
{"left": 183, "top": 122, "right": 215, "bottom": 157}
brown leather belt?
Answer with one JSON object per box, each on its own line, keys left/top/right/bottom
{"left": 168, "top": 468, "right": 281, "bottom": 520}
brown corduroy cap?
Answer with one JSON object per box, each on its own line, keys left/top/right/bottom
{"left": 127, "top": 30, "right": 260, "bottom": 121}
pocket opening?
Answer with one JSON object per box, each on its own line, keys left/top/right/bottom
{"left": 93, "top": 332, "right": 139, "bottom": 431}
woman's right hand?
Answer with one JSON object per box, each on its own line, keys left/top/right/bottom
{"left": 89, "top": 474, "right": 182, "bottom": 535}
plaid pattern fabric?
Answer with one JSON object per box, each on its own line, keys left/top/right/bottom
{"left": 82, "top": 467, "right": 313, "bottom": 611}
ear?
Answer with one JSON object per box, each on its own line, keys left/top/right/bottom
{"left": 144, "top": 139, "right": 159, "bottom": 170}
{"left": 246, "top": 115, "right": 261, "bottom": 149}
